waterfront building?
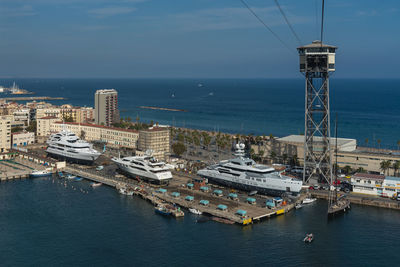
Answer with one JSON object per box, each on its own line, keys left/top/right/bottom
{"left": 382, "top": 176, "right": 400, "bottom": 198}
{"left": 11, "top": 131, "right": 35, "bottom": 147}
{"left": 37, "top": 116, "right": 59, "bottom": 137}
{"left": 51, "top": 122, "right": 138, "bottom": 149}
{"left": 252, "top": 134, "right": 400, "bottom": 175}
{"left": 0, "top": 115, "right": 12, "bottom": 152}
{"left": 137, "top": 126, "right": 170, "bottom": 160}
{"left": 351, "top": 173, "right": 384, "bottom": 196}
{"left": 94, "top": 89, "right": 119, "bottom": 127}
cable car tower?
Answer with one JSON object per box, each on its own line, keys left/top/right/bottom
{"left": 297, "top": 41, "right": 337, "bottom": 184}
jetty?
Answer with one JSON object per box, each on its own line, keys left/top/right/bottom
{"left": 138, "top": 106, "right": 187, "bottom": 112}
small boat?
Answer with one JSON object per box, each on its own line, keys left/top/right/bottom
{"left": 248, "top": 190, "right": 258, "bottom": 196}
{"left": 304, "top": 233, "right": 314, "bottom": 243}
{"left": 66, "top": 174, "right": 77, "bottom": 179}
{"left": 189, "top": 208, "right": 202, "bottom": 215}
{"left": 91, "top": 182, "right": 102, "bottom": 188}
{"left": 73, "top": 177, "right": 83, "bottom": 182}
{"left": 295, "top": 203, "right": 303, "bottom": 209}
{"left": 155, "top": 205, "right": 171, "bottom": 216}
{"left": 302, "top": 198, "right": 317, "bottom": 204}
{"left": 119, "top": 187, "right": 133, "bottom": 196}
{"left": 30, "top": 170, "right": 52, "bottom": 178}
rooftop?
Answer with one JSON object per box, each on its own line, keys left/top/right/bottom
{"left": 95, "top": 89, "right": 117, "bottom": 94}
{"left": 352, "top": 173, "right": 385, "bottom": 180}
{"left": 54, "top": 121, "right": 138, "bottom": 133}
{"left": 278, "top": 135, "right": 356, "bottom": 147}
{"left": 297, "top": 40, "right": 337, "bottom": 49}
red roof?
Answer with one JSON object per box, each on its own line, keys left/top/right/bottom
{"left": 352, "top": 173, "right": 385, "bottom": 180}
{"left": 39, "top": 116, "right": 58, "bottom": 119}
{"left": 54, "top": 121, "right": 138, "bottom": 133}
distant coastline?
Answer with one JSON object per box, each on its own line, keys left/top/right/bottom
{"left": 138, "top": 106, "right": 187, "bottom": 112}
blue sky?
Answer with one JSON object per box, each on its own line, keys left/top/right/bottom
{"left": 0, "top": 0, "right": 399, "bottom": 78}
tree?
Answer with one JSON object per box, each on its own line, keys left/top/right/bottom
{"left": 81, "top": 130, "right": 86, "bottom": 140}
{"left": 177, "top": 133, "right": 184, "bottom": 142}
{"left": 11, "top": 126, "right": 23, "bottom": 133}
{"left": 172, "top": 142, "right": 186, "bottom": 157}
{"left": 270, "top": 151, "right": 277, "bottom": 164}
{"left": 380, "top": 160, "right": 391, "bottom": 175}
{"left": 343, "top": 165, "right": 352, "bottom": 175}
{"left": 26, "top": 121, "right": 37, "bottom": 132}
{"left": 291, "top": 154, "right": 299, "bottom": 167}
{"left": 356, "top": 167, "right": 365, "bottom": 173}
{"left": 392, "top": 161, "right": 400, "bottom": 177}
{"left": 377, "top": 139, "right": 381, "bottom": 149}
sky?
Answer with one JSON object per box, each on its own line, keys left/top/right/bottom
{"left": 0, "top": 0, "right": 399, "bottom": 78}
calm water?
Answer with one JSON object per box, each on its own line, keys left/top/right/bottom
{"left": 2, "top": 78, "right": 400, "bottom": 149}
{"left": 0, "top": 178, "right": 400, "bottom": 266}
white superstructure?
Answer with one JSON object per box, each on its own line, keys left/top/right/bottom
{"left": 46, "top": 129, "right": 101, "bottom": 164}
{"left": 197, "top": 144, "right": 303, "bottom": 196}
{"left": 112, "top": 151, "right": 173, "bottom": 184}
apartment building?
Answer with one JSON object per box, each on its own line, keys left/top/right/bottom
{"left": 94, "top": 89, "right": 119, "bottom": 126}
{"left": 0, "top": 115, "right": 12, "bottom": 152}
{"left": 138, "top": 126, "right": 170, "bottom": 160}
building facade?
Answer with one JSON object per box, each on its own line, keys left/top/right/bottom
{"left": 351, "top": 173, "right": 385, "bottom": 196}
{"left": 37, "top": 116, "right": 59, "bottom": 137}
{"left": 11, "top": 131, "right": 35, "bottom": 147}
{"left": 94, "top": 89, "right": 119, "bottom": 126}
{"left": 0, "top": 115, "right": 12, "bottom": 152}
{"left": 138, "top": 126, "right": 170, "bottom": 160}
{"left": 51, "top": 122, "right": 138, "bottom": 149}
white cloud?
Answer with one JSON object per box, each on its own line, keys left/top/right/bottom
{"left": 88, "top": 6, "right": 136, "bottom": 18}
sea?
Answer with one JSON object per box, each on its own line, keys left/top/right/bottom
{"left": 1, "top": 177, "right": 400, "bottom": 266}
{"left": 1, "top": 78, "right": 400, "bottom": 266}
{"left": 1, "top": 78, "right": 400, "bottom": 149}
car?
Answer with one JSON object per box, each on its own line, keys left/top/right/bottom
{"left": 313, "top": 184, "right": 320, "bottom": 190}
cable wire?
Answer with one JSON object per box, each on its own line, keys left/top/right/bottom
{"left": 273, "top": 0, "right": 302, "bottom": 46}
{"left": 320, "top": 0, "right": 325, "bottom": 45}
{"left": 240, "top": 0, "right": 295, "bottom": 53}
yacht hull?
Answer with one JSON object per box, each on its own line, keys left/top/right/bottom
{"left": 113, "top": 161, "right": 172, "bottom": 185}
{"left": 46, "top": 151, "right": 98, "bottom": 165}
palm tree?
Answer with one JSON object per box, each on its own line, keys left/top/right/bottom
{"left": 291, "top": 154, "right": 299, "bottom": 167}
{"left": 392, "top": 161, "right": 400, "bottom": 177}
{"left": 380, "top": 160, "right": 391, "bottom": 175}
{"left": 270, "top": 151, "right": 277, "bottom": 164}
{"left": 343, "top": 165, "right": 352, "bottom": 175}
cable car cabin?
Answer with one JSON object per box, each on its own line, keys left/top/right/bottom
{"left": 298, "top": 40, "right": 337, "bottom": 73}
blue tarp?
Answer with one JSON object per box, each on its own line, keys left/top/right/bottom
{"left": 200, "top": 186, "right": 209, "bottom": 191}
{"left": 247, "top": 197, "right": 256, "bottom": 203}
{"left": 213, "top": 189, "right": 223, "bottom": 195}
{"left": 171, "top": 192, "right": 180, "bottom": 197}
{"left": 157, "top": 188, "right": 167, "bottom": 193}
{"left": 217, "top": 204, "right": 227, "bottom": 210}
{"left": 185, "top": 195, "right": 194, "bottom": 201}
{"left": 228, "top": 193, "right": 238, "bottom": 198}
{"left": 236, "top": 209, "right": 247, "bottom": 216}
{"left": 199, "top": 200, "right": 209, "bottom": 205}
{"left": 187, "top": 183, "right": 194, "bottom": 188}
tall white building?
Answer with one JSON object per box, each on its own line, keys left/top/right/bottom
{"left": 94, "top": 89, "right": 119, "bottom": 127}
{"left": 0, "top": 115, "right": 12, "bottom": 152}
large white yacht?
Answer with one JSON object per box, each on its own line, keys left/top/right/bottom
{"left": 197, "top": 144, "right": 303, "bottom": 196}
{"left": 112, "top": 151, "right": 173, "bottom": 184}
{"left": 46, "top": 130, "right": 101, "bottom": 164}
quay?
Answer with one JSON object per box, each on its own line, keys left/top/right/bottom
{"left": 311, "top": 190, "right": 400, "bottom": 210}
{"left": 1, "top": 96, "right": 65, "bottom": 101}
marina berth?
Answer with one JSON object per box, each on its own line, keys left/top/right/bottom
{"left": 197, "top": 143, "right": 303, "bottom": 197}
{"left": 112, "top": 151, "right": 173, "bottom": 185}
{"left": 46, "top": 129, "right": 101, "bottom": 164}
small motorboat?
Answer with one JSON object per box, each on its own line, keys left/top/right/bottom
{"left": 304, "top": 233, "right": 314, "bottom": 243}
{"left": 189, "top": 208, "right": 202, "bottom": 215}
{"left": 302, "top": 198, "right": 317, "bottom": 204}
{"left": 73, "top": 177, "right": 83, "bottom": 182}
{"left": 295, "top": 203, "right": 303, "bottom": 209}
{"left": 91, "top": 182, "right": 102, "bottom": 188}
{"left": 66, "top": 174, "right": 77, "bottom": 179}
{"left": 155, "top": 205, "right": 171, "bottom": 216}
{"left": 248, "top": 190, "right": 258, "bottom": 196}
{"left": 119, "top": 187, "right": 133, "bottom": 196}
{"left": 30, "top": 169, "right": 52, "bottom": 178}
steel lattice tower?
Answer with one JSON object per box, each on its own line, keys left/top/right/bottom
{"left": 297, "top": 40, "right": 337, "bottom": 184}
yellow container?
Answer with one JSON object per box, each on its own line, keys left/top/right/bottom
{"left": 276, "top": 209, "right": 285, "bottom": 215}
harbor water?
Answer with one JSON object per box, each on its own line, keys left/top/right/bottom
{"left": 1, "top": 177, "right": 400, "bottom": 266}
{"left": 2, "top": 78, "right": 400, "bottom": 149}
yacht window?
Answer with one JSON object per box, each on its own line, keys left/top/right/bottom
{"left": 67, "top": 140, "right": 77, "bottom": 143}
{"left": 246, "top": 162, "right": 252, "bottom": 166}
{"left": 231, "top": 162, "right": 241, "bottom": 165}
{"left": 256, "top": 178, "right": 261, "bottom": 182}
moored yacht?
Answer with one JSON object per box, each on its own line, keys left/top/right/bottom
{"left": 197, "top": 144, "right": 303, "bottom": 196}
{"left": 112, "top": 151, "right": 173, "bottom": 184}
{"left": 46, "top": 129, "right": 101, "bottom": 164}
